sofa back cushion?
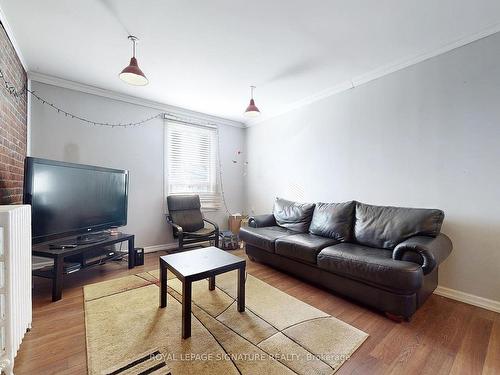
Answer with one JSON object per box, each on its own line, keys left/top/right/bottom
{"left": 354, "top": 202, "right": 444, "bottom": 249}
{"left": 309, "top": 201, "right": 355, "bottom": 241}
{"left": 273, "top": 197, "right": 315, "bottom": 233}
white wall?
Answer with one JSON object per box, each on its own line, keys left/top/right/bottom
{"left": 246, "top": 33, "right": 500, "bottom": 302}
{"left": 30, "top": 81, "right": 246, "bottom": 248}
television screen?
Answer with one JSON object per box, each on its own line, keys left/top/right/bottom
{"left": 23, "top": 157, "right": 128, "bottom": 244}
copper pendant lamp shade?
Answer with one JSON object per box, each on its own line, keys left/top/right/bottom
{"left": 244, "top": 86, "right": 261, "bottom": 117}
{"left": 119, "top": 36, "right": 149, "bottom": 86}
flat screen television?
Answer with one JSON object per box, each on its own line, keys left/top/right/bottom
{"left": 23, "top": 157, "right": 129, "bottom": 244}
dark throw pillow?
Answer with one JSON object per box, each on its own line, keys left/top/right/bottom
{"left": 354, "top": 202, "right": 445, "bottom": 249}
{"left": 273, "top": 197, "right": 315, "bottom": 233}
{"left": 309, "top": 201, "right": 355, "bottom": 241}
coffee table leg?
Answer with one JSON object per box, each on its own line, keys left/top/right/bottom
{"left": 237, "top": 265, "right": 245, "bottom": 312}
{"left": 159, "top": 259, "right": 167, "bottom": 308}
{"left": 208, "top": 275, "right": 215, "bottom": 290}
{"left": 182, "top": 281, "right": 192, "bottom": 339}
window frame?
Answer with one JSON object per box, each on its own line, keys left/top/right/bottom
{"left": 164, "top": 120, "right": 221, "bottom": 212}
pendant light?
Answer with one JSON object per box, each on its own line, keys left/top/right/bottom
{"left": 119, "top": 35, "right": 149, "bottom": 86}
{"left": 244, "top": 86, "right": 261, "bottom": 117}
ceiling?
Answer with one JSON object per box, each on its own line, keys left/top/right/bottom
{"left": 2, "top": 0, "right": 500, "bottom": 124}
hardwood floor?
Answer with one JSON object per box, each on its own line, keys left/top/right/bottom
{"left": 15, "top": 250, "right": 499, "bottom": 375}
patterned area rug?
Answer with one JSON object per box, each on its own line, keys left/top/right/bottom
{"left": 84, "top": 268, "right": 368, "bottom": 375}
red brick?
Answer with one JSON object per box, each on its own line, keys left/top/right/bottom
{"left": 0, "top": 24, "right": 27, "bottom": 205}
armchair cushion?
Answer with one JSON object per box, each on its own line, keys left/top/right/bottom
{"left": 354, "top": 202, "right": 445, "bottom": 250}
{"left": 167, "top": 195, "right": 204, "bottom": 232}
{"left": 273, "top": 197, "right": 315, "bottom": 233}
{"left": 393, "top": 234, "right": 453, "bottom": 275}
{"left": 182, "top": 227, "right": 217, "bottom": 238}
{"left": 309, "top": 201, "right": 355, "bottom": 241}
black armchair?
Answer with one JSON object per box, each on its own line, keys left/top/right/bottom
{"left": 166, "top": 195, "right": 219, "bottom": 252}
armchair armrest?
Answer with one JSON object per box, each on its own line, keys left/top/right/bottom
{"left": 203, "top": 218, "right": 219, "bottom": 232}
{"left": 393, "top": 234, "right": 453, "bottom": 275}
{"left": 166, "top": 215, "right": 183, "bottom": 236}
{"left": 248, "top": 214, "right": 276, "bottom": 228}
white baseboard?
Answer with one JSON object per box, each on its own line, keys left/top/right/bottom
{"left": 434, "top": 286, "right": 500, "bottom": 313}
{"left": 143, "top": 241, "right": 211, "bottom": 253}
{"left": 143, "top": 243, "right": 178, "bottom": 253}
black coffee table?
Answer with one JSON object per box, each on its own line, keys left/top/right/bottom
{"left": 159, "top": 246, "right": 246, "bottom": 339}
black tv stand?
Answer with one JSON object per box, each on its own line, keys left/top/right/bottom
{"left": 76, "top": 232, "right": 111, "bottom": 244}
{"left": 33, "top": 233, "right": 135, "bottom": 301}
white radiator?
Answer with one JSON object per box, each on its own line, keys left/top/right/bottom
{"left": 0, "top": 205, "right": 32, "bottom": 375}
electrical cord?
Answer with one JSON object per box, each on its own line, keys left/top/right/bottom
{"left": 216, "top": 127, "right": 232, "bottom": 215}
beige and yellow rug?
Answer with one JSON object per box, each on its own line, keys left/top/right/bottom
{"left": 84, "top": 268, "right": 368, "bottom": 375}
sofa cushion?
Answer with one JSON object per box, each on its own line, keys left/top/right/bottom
{"left": 239, "top": 226, "right": 297, "bottom": 253}
{"left": 354, "top": 202, "right": 445, "bottom": 249}
{"left": 273, "top": 197, "right": 315, "bottom": 232}
{"left": 309, "top": 201, "right": 355, "bottom": 241}
{"left": 317, "top": 243, "right": 423, "bottom": 294}
{"left": 275, "top": 233, "right": 339, "bottom": 264}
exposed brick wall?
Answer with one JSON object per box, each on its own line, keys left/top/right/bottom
{"left": 0, "top": 22, "right": 27, "bottom": 204}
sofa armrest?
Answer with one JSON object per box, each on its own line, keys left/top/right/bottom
{"left": 248, "top": 214, "right": 276, "bottom": 228}
{"left": 393, "top": 234, "right": 453, "bottom": 275}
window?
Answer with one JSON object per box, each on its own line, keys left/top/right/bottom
{"left": 165, "top": 121, "right": 220, "bottom": 210}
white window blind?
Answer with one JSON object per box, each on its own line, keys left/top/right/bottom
{"left": 165, "top": 121, "right": 220, "bottom": 210}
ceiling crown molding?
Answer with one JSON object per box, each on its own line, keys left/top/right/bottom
{"left": 246, "top": 21, "right": 500, "bottom": 127}
{"left": 27, "top": 71, "right": 245, "bottom": 129}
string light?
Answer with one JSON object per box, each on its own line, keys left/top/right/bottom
{"left": 1, "top": 67, "right": 239, "bottom": 214}
{"left": 0, "top": 67, "right": 163, "bottom": 127}
{"left": 28, "top": 88, "right": 165, "bottom": 127}
{"left": 1, "top": 68, "right": 231, "bottom": 129}
{"left": 0, "top": 69, "right": 26, "bottom": 99}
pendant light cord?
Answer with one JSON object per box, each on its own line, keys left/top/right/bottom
{"left": 128, "top": 35, "right": 138, "bottom": 58}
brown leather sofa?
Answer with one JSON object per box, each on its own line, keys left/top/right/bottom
{"left": 239, "top": 198, "right": 453, "bottom": 320}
